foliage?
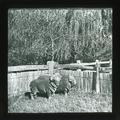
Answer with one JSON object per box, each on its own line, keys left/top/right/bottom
{"left": 8, "top": 9, "right": 112, "bottom": 65}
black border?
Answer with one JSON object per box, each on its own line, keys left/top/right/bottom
{"left": 0, "top": 0, "right": 120, "bottom": 120}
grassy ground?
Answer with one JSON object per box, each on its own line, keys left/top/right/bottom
{"left": 8, "top": 89, "right": 112, "bottom": 113}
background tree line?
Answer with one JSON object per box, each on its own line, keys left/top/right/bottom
{"left": 8, "top": 8, "right": 112, "bottom": 66}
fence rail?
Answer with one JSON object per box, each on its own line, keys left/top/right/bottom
{"left": 8, "top": 65, "right": 48, "bottom": 73}
{"left": 8, "top": 60, "right": 112, "bottom": 97}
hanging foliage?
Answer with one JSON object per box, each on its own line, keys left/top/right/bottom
{"left": 8, "top": 8, "right": 112, "bottom": 65}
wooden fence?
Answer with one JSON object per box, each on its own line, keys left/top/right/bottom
{"left": 59, "top": 70, "right": 112, "bottom": 93}
{"left": 8, "top": 60, "right": 112, "bottom": 97}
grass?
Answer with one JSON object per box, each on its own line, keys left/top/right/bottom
{"left": 8, "top": 89, "right": 112, "bottom": 113}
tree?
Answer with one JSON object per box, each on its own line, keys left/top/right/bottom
{"left": 8, "top": 9, "right": 112, "bottom": 66}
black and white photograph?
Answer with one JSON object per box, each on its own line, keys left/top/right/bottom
{"left": 8, "top": 8, "right": 112, "bottom": 113}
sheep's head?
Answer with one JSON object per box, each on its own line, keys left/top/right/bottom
{"left": 69, "top": 75, "right": 77, "bottom": 87}
{"left": 50, "top": 72, "right": 62, "bottom": 86}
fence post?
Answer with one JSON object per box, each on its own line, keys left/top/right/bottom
{"left": 109, "top": 59, "right": 112, "bottom": 74}
{"left": 109, "top": 59, "right": 112, "bottom": 68}
{"left": 47, "top": 61, "right": 54, "bottom": 79}
{"left": 109, "top": 59, "right": 112, "bottom": 93}
{"left": 77, "top": 60, "right": 81, "bottom": 64}
{"left": 92, "top": 71, "right": 96, "bottom": 92}
{"left": 95, "top": 60, "right": 100, "bottom": 93}
{"left": 77, "top": 60, "right": 81, "bottom": 91}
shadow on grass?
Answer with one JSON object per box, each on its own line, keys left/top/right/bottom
{"left": 8, "top": 91, "right": 49, "bottom": 107}
{"left": 24, "top": 91, "right": 49, "bottom": 99}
